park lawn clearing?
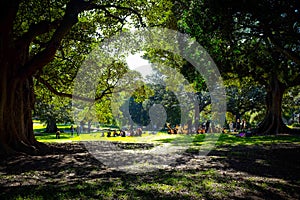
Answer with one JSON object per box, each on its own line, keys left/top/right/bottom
{"left": 1, "top": 133, "right": 300, "bottom": 199}
{"left": 35, "top": 131, "right": 184, "bottom": 144}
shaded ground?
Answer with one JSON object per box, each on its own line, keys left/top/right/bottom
{"left": 0, "top": 139, "right": 300, "bottom": 199}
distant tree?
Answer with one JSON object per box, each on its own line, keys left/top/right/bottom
{"left": 34, "top": 84, "right": 73, "bottom": 133}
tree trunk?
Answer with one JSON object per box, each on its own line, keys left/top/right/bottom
{"left": 0, "top": 77, "right": 41, "bottom": 154}
{"left": 0, "top": 27, "right": 42, "bottom": 155}
{"left": 253, "top": 76, "right": 293, "bottom": 135}
{"left": 45, "top": 119, "right": 58, "bottom": 133}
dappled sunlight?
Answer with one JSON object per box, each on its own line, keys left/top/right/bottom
{"left": 2, "top": 133, "right": 300, "bottom": 199}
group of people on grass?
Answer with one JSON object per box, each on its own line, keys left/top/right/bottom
{"left": 56, "top": 126, "right": 144, "bottom": 139}
{"left": 226, "top": 118, "right": 252, "bottom": 137}
{"left": 54, "top": 118, "right": 250, "bottom": 139}
{"left": 228, "top": 118, "right": 248, "bottom": 133}
{"left": 166, "top": 118, "right": 250, "bottom": 135}
{"left": 106, "top": 128, "right": 143, "bottom": 137}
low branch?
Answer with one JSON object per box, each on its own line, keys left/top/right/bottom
{"left": 36, "top": 76, "right": 93, "bottom": 102}
{"left": 35, "top": 76, "right": 136, "bottom": 103}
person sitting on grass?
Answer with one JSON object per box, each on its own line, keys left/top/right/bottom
{"left": 56, "top": 129, "right": 61, "bottom": 139}
{"left": 136, "top": 128, "right": 143, "bottom": 136}
{"left": 113, "top": 130, "right": 120, "bottom": 137}
{"left": 120, "top": 130, "right": 126, "bottom": 137}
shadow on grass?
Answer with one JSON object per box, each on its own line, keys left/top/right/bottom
{"left": 155, "top": 138, "right": 175, "bottom": 143}
{"left": 0, "top": 137, "right": 300, "bottom": 199}
{"left": 193, "top": 133, "right": 300, "bottom": 146}
{"left": 35, "top": 133, "right": 74, "bottom": 140}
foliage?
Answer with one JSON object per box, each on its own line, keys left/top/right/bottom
{"left": 282, "top": 85, "right": 300, "bottom": 123}
{"left": 225, "top": 77, "right": 266, "bottom": 118}
{"left": 176, "top": 0, "right": 300, "bottom": 86}
{"left": 34, "top": 83, "right": 73, "bottom": 127}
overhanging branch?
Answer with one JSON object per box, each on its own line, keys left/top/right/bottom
{"left": 36, "top": 76, "right": 119, "bottom": 102}
{"left": 36, "top": 76, "right": 93, "bottom": 102}
{"left": 17, "top": 0, "right": 145, "bottom": 81}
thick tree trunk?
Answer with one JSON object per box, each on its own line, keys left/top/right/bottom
{"left": 0, "top": 28, "right": 42, "bottom": 155}
{"left": 0, "top": 0, "right": 95, "bottom": 154}
{"left": 253, "top": 76, "right": 295, "bottom": 135}
{"left": 45, "top": 119, "right": 58, "bottom": 133}
{"left": 0, "top": 77, "right": 41, "bottom": 154}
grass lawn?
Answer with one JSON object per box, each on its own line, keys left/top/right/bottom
{"left": 35, "top": 128, "right": 300, "bottom": 147}
{"left": 1, "top": 129, "right": 300, "bottom": 199}
{"left": 35, "top": 131, "right": 182, "bottom": 144}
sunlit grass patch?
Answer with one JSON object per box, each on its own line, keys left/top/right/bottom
{"left": 35, "top": 131, "right": 182, "bottom": 144}
{"left": 36, "top": 130, "right": 300, "bottom": 148}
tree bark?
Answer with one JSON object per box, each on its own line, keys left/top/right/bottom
{"left": 0, "top": 1, "right": 41, "bottom": 154}
{"left": 45, "top": 119, "right": 58, "bottom": 133}
{"left": 0, "top": 75, "right": 40, "bottom": 154}
{"left": 253, "top": 76, "right": 297, "bottom": 135}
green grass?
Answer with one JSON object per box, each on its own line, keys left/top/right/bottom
{"left": 3, "top": 130, "right": 300, "bottom": 199}
{"left": 192, "top": 133, "right": 300, "bottom": 146}
{"left": 35, "top": 131, "right": 182, "bottom": 144}
{"left": 35, "top": 126, "right": 300, "bottom": 148}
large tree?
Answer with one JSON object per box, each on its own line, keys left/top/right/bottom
{"left": 175, "top": 0, "right": 300, "bottom": 134}
{"left": 0, "top": 0, "right": 172, "bottom": 154}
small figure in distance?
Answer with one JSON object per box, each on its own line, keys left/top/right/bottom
{"left": 113, "top": 130, "right": 120, "bottom": 137}
{"left": 107, "top": 131, "right": 111, "bottom": 137}
{"left": 70, "top": 125, "right": 74, "bottom": 136}
{"left": 229, "top": 121, "right": 234, "bottom": 132}
{"left": 121, "top": 130, "right": 126, "bottom": 137}
{"left": 205, "top": 120, "right": 210, "bottom": 133}
{"left": 235, "top": 118, "right": 241, "bottom": 132}
{"left": 56, "top": 129, "right": 60, "bottom": 139}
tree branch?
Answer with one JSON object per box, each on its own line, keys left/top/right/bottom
{"left": 94, "top": 4, "right": 145, "bottom": 27}
{"left": 16, "top": 19, "right": 61, "bottom": 48}
{"left": 36, "top": 76, "right": 114, "bottom": 102}
{"left": 18, "top": 1, "right": 145, "bottom": 81}
{"left": 36, "top": 76, "right": 91, "bottom": 102}
{"left": 267, "top": 36, "right": 300, "bottom": 66}
{"left": 18, "top": 0, "right": 90, "bottom": 81}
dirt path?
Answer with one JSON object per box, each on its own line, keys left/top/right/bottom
{"left": 0, "top": 142, "right": 299, "bottom": 199}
